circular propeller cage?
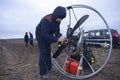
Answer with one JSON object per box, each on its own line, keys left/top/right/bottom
{"left": 51, "top": 4, "right": 112, "bottom": 79}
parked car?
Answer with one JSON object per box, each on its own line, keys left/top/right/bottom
{"left": 83, "top": 29, "right": 119, "bottom": 47}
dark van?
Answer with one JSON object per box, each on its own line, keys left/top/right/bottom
{"left": 84, "top": 29, "right": 119, "bottom": 47}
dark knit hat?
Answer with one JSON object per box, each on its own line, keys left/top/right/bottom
{"left": 52, "top": 6, "right": 66, "bottom": 20}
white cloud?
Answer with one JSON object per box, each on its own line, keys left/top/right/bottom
{"left": 0, "top": 0, "right": 120, "bottom": 39}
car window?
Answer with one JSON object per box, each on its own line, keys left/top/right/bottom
{"left": 96, "top": 32, "right": 100, "bottom": 36}
{"left": 84, "top": 32, "right": 89, "bottom": 38}
{"left": 89, "top": 32, "right": 95, "bottom": 38}
{"left": 105, "top": 31, "right": 110, "bottom": 39}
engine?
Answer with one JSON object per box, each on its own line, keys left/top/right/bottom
{"left": 66, "top": 27, "right": 80, "bottom": 53}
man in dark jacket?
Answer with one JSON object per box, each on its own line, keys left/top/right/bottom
{"left": 36, "top": 6, "right": 66, "bottom": 79}
{"left": 24, "top": 32, "right": 29, "bottom": 47}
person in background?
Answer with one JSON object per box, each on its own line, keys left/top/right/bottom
{"left": 24, "top": 32, "right": 29, "bottom": 47}
{"left": 35, "top": 6, "right": 66, "bottom": 80}
{"left": 29, "top": 32, "right": 33, "bottom": 46}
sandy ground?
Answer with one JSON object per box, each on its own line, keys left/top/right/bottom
{"left": 0, "top": 39, "right": 120, "bottom": 80}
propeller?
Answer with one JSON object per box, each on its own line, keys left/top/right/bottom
{"left": 53, "top": 15, "right": 89, "bottom": 58}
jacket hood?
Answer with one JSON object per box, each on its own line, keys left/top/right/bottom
{"left": 52, "top": 6, "right": 66, "bottom": 20}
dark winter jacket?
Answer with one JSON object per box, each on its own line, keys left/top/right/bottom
{"left": 36, "top": 6, "right": 66, "bottom": 44}
{"left": 29, "top": 33, "right": 33, "bottom": 41}
{"left": 24, "top": 33, "right": 29, "bottom": 42}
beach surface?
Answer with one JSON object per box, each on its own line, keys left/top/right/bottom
{"left": 0, "top": 39, "right": 120, "bottom": 80}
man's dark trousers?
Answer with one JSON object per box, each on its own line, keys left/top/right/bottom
{"left": 38, "top": 40, "right": 52, "bottom": 76}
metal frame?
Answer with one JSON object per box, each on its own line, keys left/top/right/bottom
{"left": 52, "top": 4, "right": 112, "bottom": 79}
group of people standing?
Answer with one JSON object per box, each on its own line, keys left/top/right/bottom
{"left": 24, "top": 32, "right": 33, "bottom": 47}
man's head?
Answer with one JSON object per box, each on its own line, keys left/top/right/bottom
{"left": 52, "top": 6, "right": 66, "bottom": 22}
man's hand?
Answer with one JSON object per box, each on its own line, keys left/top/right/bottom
{"left": 58, "top": 36, "right": 65, "bottom": 42}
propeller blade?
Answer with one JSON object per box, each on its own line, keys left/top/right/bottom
{"left": 53, "top": 42, "right": 67, "bottom": 58}
{"left": 67, "top": 15, "right": 89, "bottom": 38}
{"left": 53, "top": 15, "right": 89, "bottom": 58}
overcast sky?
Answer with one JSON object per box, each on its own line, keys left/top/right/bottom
{"left": 0, "top": 0, "right": 120, "bottom": 39}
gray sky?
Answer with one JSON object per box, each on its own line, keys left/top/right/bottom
{"left": 0, "top": 0, "right": 120, "bottom": 39}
